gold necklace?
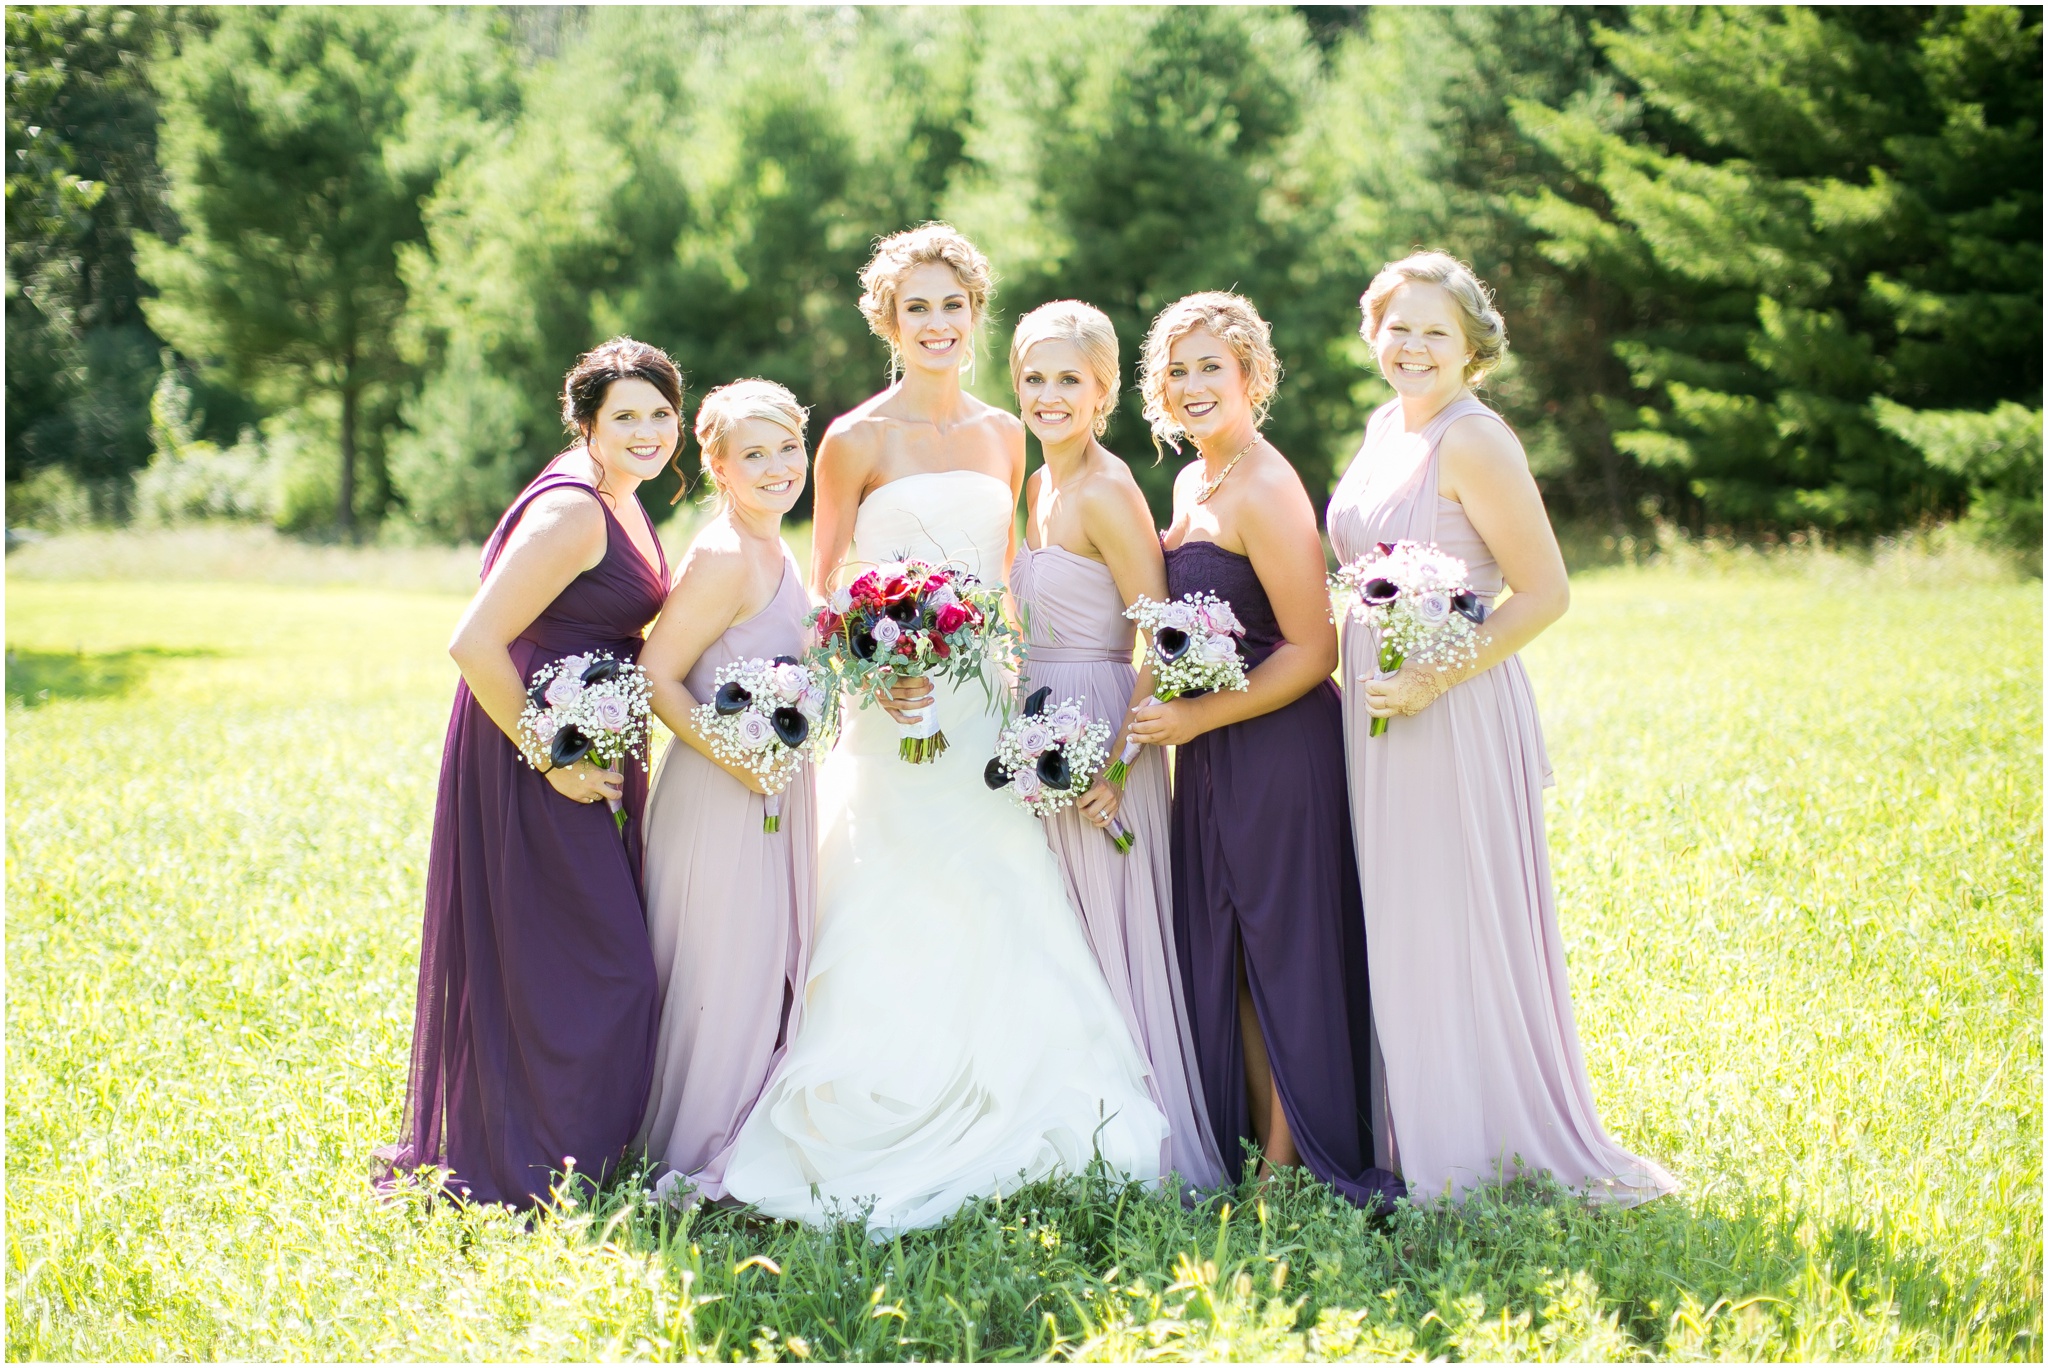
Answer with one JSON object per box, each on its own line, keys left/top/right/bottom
{"left": 1193, "top": 437, "right": 1257, "bottom": 504}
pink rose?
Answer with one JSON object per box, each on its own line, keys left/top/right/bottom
{"left": 1048, "top": 704, "right": 1085, "bottom": 743}
{"left": 872, "top": 617, "right": 902, "bottom": 647}
{"left": 1160, "top": 601, "right": 1197, "bottom": 632}
{"left": 544, "top": 672, "right": 585, "bottom": 707}
{"left": 736, "top": 712, "right": 775, "bottom": 749}
{"left": 934, "top": 602, "right": 969, "bottom": 634}
{"left": 1013, "top": 767, "right": 1043, "bottom": 799}
{"left": 928, "top": 582, "right": 960, "bottom": 609}
{"left": 771, "top": 663, "right": 807, "bottom": 701}
{"left": 590, "top": 693, "right": 629, "bottom": 731}
{"left": 1017, "top": 720, "right": 1054, "bottom": 757}
{"left": 1205, "top": 600, "right": 1244, "bottom": 636}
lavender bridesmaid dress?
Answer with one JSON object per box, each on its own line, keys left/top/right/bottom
{"left": 1013, "top": 543, "right": 1226, "bottom": 1191}
{"left": 636, "top": 550, "right": 816, "bottom": 1192}
{"left": 1329, "top": 395, "right": 1677, "bottom": 1205}
{"left": 1165, "top": 540, "right": 1404, "bottom": 1211}
{"left": 386, "top": 460, "right": 665, "bottom": 1209}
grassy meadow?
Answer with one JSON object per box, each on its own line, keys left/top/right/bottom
{"left": 5, "top": 531, "right": 2040, "bottom": 1361}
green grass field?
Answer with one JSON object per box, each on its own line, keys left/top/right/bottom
{"left": 6, "top": 543, "right": 2040, "bottom": 1361}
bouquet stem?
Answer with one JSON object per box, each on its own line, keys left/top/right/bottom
{"left": 1369, "top": 643, "right": 1405, "bottom": 738}
{"left": 1106, "top": 816, "right": 1135, "bottom": 854}
{"left": 897, "top": 689, "right": 946, "bottom": 764}
{"left": 763, "top": 792, "right": 782, "bottom": 834}
{"left": 608, "top": 797, "right": 626, "bottom": 834}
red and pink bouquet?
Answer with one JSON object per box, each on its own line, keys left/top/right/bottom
{"left": 981, "top": 687, "right": 1132, "bottom": 852}
{"left": 807, "top": 559, "right": 1019, "bottom": 763}
{"left": 1332, "top": 539, "right": 1489, "bottom": 736}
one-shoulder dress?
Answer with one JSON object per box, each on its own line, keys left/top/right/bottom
{"left": 636, "top": 549, "right": 817, "bottom": 1190}
{"left": 1328, "top": 395, "right": 1677, "bottom": 1205}
{"left": 1013, "top": 542, "right": 1226, "bottom": 1191}
{"left": 386, "top": 460, "right": 665, "bottom": 1208}
{"left": 1164, "top": 539, "right": 1404, "bottom": 1210}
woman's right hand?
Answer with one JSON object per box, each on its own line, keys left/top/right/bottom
{"left": 545, "top": 759, "right": 625, "bottom": 805}
{"left": 877, "top": 673, "right": 935, "bottom": 726}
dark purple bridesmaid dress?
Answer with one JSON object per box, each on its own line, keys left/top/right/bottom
{"left": 384, "top": 460, "right": 666, "bottom": 1209}
{"left": 1165, "top": 540, "right": 1404, "bottom": 1211}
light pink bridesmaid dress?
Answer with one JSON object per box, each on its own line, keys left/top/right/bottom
{"left": 635, "top": 550, "right": 817, "bottom": 1190}
{"left": 1013, "top": 542, "right": 1227, "bottom": 1190}
{"left": 1328, "top": 395, "right": 1676, "bottom": 1206}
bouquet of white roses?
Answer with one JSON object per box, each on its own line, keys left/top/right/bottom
{"left": 982, "top": 688, "right": 1131, "bottom": 852}
{"left": 807, "top": 559, "right": 1020, "bottom": 763}
{"left": 1102, "top": 592, "right": 1251, "bottom": 787}
{"left": 518, "top": 651, "right": 656, "bottom": 832}
{"left": 691, "top": 654, "right": 838, "bottom": 832}
{"left": 1331, "top": 539, "right": 1489, "bottom": 737}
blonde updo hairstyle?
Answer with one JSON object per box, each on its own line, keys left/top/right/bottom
{"left": 857, "top": 222, "right": 996, "bottom": 382}
{"left": 685, "top": 377, "right": 810, "bottom": 506}
{"left": 1138, "top": 291, "right": 1281, "bottom": 451}
{"left": 1360, "top": 251, "right": 1509, "bottom": 386}
{"left": 1008, "top": 300, "right": 1122, "bottom": 438}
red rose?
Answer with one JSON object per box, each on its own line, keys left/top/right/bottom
{"left": 849, "top": 571, "right": 881, "bottom": 599}
{"left": 934, "top": 602, "right": 969, "bottom": 634}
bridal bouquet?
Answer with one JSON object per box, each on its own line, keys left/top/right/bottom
{"left": 1101, "top": 592, "right": 1250, "bottom": 786}
{"left": 1332, "top": 539, "right": 1489, "bottom": 737}
{"left": 691, "top": 654, "right": 838, "bottom": 832}
{"left": 808, "top": 559, "right": 1019, "bottom": 763}
{"left": 518, "top": 651, "right": 656, "bottom": 832}
{"left": 982, "top": 687, "right": 1132, "bottom": 852}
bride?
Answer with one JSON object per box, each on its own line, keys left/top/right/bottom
{"left": 706, "top": 224, "right": 1169, "bottom": 1235}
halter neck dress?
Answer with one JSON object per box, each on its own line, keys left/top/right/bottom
{"left": 1164, "top": 538, "right": 1404, "bottom": 1210}
{"left": 1013, "top": 541, "right": 1226, "bottom": 1191}
{"left": 385, "top": 457, "right": 665, "bottom": 1208}
{"left": 1328, "top": 395, "right": 1677, "bottom": 1205}
{"left": 636, "top": 549, "right": 817, "bottom": 1190}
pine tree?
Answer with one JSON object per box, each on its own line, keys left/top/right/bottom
{"left": 1510, "top": 6, "right": 2041, "bottom": 542}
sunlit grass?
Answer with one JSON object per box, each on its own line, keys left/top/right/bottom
{"left": 5, "top": 553, "right": 2038, "bottom": 1360}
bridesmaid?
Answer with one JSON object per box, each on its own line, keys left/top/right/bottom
{"left": 634, "top": 379, "right": 816, "bottom": 1197}
{"left": 1124, "top": 292, "right": 1402, "bottom": 1210}
{"left": 1008, "top": 301, "right": 1227, "bottom": 1192}
{"left": 1331, "top": 252, "right": 1676, "bottom": 1205}
{"left": 384, "top": 337, "right": 672, "bottom": 1209}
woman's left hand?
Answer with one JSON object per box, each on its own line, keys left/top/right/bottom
{"left": 1125, "top": 697, "right": 1203, "bottom": 748}
{"left": 1075, "top": 777, "right": 1122, "bottom": 828}
{"left": 1360, "top": 661, "right": 1451, "bottom": 721}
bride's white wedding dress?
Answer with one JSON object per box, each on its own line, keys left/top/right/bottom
{"left": 711, "top": 470, "right": 1169, "bottom": 1235}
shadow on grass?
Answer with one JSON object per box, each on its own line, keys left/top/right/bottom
{"left": 482, "top": 1160, "right": 2033, "bottom": 1361}
{"left": 4, "top": 645, "right": 219, "bottom": 707}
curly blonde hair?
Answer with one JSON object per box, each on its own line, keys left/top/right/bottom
{"left": 1359, "top": 251, "right": 1509, "bottom": 386}
{"left": 857, "top": 223, "right": 995, "bottom": 381}
{"left": 686, "top": 378, "right": 809, "bottom": 505}
{"left": 1009, "top": 300, "right": 1121, "bottom": 438}
{"left": 1138, "top": 292, "right": 1281, "bottom": 449}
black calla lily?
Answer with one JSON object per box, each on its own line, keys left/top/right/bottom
{"left": 771, "top": 706, "right": 809, "bottom": 748}
{"left": 770, "top": 654, "right": 801, "bottom": 668}
{"left": 714, "top": 681, "right": 753, "bottom": 715}
{"left": 1155, "top": 626, "right": 1191, "bottom": 663}
{"left": 1362, "top": 577, "right": 1400, "bottom": 605}
{"left": 526, "top": 677, "right": 551, "bottom": 711}
{"left": 1023, "top": 686, "right": 1052, "bottom": 717}
{"left": 1451, "top": 590, "right": 1487, "bottom": 624}
{"left": 580, "top": 656, "right": 621, "bottom": 685}
{"left": 1036, "top": 746, "right": 1072, "bottom": 790}
{"left": 983, "top": 757, "right": 1012, "bottom": 791}
{"left": 885, "top": 597, "right": 920, "bottom": 625}
{"left": 549, "top": 725, "right": 594, "bottom": 769}
{"left": 851, "top": 631, "right": 878, "bottom": 661}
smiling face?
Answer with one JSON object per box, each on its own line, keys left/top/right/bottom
{"left": 708, "top": 415, "right": 807, "bottom": 519}
{"left": 1373, "top": 280, "right": 1474, "bottom": 405}
{"left": 585, "top": 376, "right": 680, "bottom": 486}
{"left": 1016, "top": 337, "right": 1108, "bottom": 445}
{"left": 892, "top": 262, "right": 974, "bottom": 374}
{"left": 1163, "top": 327, "right": 1253, "bottom": 445}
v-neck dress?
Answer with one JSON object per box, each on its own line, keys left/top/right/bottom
{"left": 383, "top": 459, "right": 666, "bottom": 1209}
{"left": 1328, "top": 395, "right": 1677, "bottom": 1205}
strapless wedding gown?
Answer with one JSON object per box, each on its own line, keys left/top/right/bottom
{"left": 714, "top": 470, "right": 1169, "bottom": 1235}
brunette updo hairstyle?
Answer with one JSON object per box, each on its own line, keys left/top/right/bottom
{"left": 560, "top": 336, "right": 687, "bottom": 480}
{"left": 857, "top": 222, "right": 996, "bottom": 381}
